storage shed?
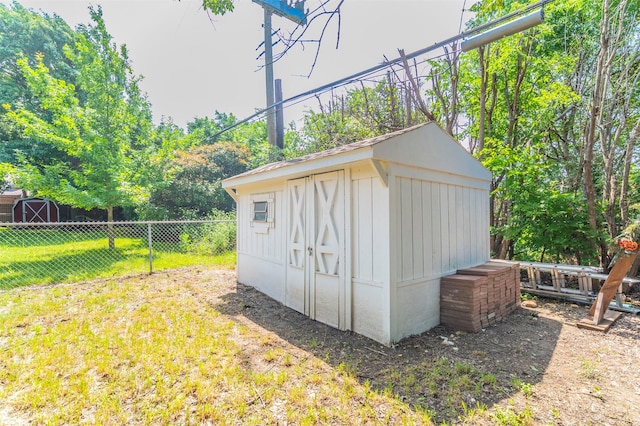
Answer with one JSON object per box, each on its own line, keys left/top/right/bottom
{"left": 222, "top": 122, "right": 492, "bottom": 345}
{"left": 0, "top": 188, "right": 22, "bottom": 223}
{"left": 12, "top": 197, "right": 60, "bottom": 223}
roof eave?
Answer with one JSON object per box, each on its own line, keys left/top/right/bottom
{"left": 222, "top": 146, "right": 375, "bottom": 189}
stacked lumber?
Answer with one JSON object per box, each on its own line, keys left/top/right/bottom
{"left": 440, "top": 261, "right": 520, "bottom": 332}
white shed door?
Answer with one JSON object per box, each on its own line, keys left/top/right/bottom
{"left": 286, "top": 171, "right": 344, "bottom": 329}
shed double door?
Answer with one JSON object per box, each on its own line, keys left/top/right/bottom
{"left": 286, "top": 171, "right": 345, "bottom": 329}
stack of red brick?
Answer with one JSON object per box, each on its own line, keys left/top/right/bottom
{"left": 440, "top": 261, "right": 520, "bottom": 332}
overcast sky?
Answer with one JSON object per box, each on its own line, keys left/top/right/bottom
{"left": 3, "top": 0, "right": 475, "bottom": 128}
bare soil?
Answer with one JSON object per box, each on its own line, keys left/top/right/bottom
{"left": 189, "top": 267, "right": 640, "bottom": 425}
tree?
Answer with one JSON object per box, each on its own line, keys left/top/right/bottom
{"left": 0, "top": 2, "right": 75, "bottom": 107}
{"left": 418, "top": 0, "right": 640, "bottom": 268}
{"left": 295, "top": 78, "right": 424, "bottom": 156}
{"left": 0, "top": 2, "right": 76, "bottom": 166}
{"left": 187, "top": 112, "right": 279, "bottom": 168}
{"left": 582, "top": 0, "right": 640, "bottom": 266}
{"left": 146, "top": 142, "right": 251, "bottom": 219}
{"left": 4, "top": 6, "right": 153, "bottom": 248}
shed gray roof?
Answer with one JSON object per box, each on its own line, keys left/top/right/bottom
{"left": 232, "top": 123, "right": 424, "bottom": 179}
{"left": 223, "top": 122, "right": 490, "bottom": 189}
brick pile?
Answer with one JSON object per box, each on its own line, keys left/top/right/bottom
{"left": 440, "top": 261, "right": 520, "bottom": 332}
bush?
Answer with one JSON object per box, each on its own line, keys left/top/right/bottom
{"left": 179, "top": 210, "right": 236, "bottom": 255}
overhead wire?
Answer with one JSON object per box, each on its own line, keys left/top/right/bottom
{"left": 227, "top": 47, "right": 461, "bottom": 132}
{"left": 277, "top": 47, "right": 460, "bottom": 120}
{"left": 206, "top": 0, "right": 553, "bottom": 141}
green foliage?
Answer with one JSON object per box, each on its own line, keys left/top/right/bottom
{"left": 4, "top": 6, "right": 153, "bottom": 222}
{"left": 143, "top": 142, "right": 250, "bottom": 219}
{"left": 482, "top": 137, "right": 601, "bottom": 263}
{"left": 508, "top": 189, "right": 601, "bottom": 264}
{"left": 435, "top": 0, "right": 640, "bottom": 263}
{"left": 296, "top": 79, "right": 423, "bottom": 155}
{"left": 187, "top": 113, "right": 282, "bottom": 168}
{"left": 179, "top": 210, "right": 237, "bottom": 255}
{"left": 0, "top": 2, "right": 77, "bottom": 166}
{"left": 491, "top": 405, "right": 534, "bottom": 426}
{"left": 629, "top": 166, "right": 640, "bottom": 213}
{"left": 0, "top": 2, "right": 75, "bottom": 100}
{"left": 200, "top": 0, "right": 235, "bottom": 15}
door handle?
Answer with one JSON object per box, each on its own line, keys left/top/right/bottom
{"left": 308, "top": 246, "right": 313, "bottom": 256}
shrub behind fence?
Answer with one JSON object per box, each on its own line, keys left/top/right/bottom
{"left": 0, "top": 220, "right": 236, "bottom": 290}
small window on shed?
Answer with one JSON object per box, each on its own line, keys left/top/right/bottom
{"left": 253, "top": 201, "right": 268, "bottom": 222}
{"left": 250, "top": 193, "right": 275, "bottom": 233}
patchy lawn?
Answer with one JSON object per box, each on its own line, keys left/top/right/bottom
{"left": 1, "top": 267, "right": 639, "bottom": 425}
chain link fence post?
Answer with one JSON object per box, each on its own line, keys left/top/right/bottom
{"left": 148, "top": 222, "right": 153, "bottom": 274}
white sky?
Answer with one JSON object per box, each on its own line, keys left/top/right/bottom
{"left": 3, "top": 0, "right": 475, "bottom": 128}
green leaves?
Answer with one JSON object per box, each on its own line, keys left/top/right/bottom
{"left": 4, "top": 5, "right": 153, "bottom": 217}
{"left": 200, "top": 0, "right": 235, "bottom": 15}
{"left": 145, "top": 142, "right": 251, "bottom": 219}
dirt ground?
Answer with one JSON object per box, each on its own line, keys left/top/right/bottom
{"left": 181, "top": 267, "right": 640, "bottom": 425}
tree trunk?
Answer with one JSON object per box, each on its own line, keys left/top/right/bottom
{"left": 620, "top": 119, "right": 640, "bottom": 225}
{"left": 583, "top": 0, "right": 611, "bottom": 267}
{"left": 429, "top": 42, "right": 459, "bottom": 137}
{"left": 398, "top": 49, "right": 435, "bottom": 122}
{"left": 477, "top": 46, "right": 488, "bottom": 155}
{"left": 107, "top": 205, "right": 115, "bottom": 250}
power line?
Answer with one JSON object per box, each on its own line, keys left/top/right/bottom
{"left": 206, "top": 0, "right": 553, "bottom": 142}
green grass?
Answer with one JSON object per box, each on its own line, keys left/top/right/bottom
{"left": 0, "top": 267, "right": 546, "bottom": 424}
{"left": 378, "top": 355, "right": 500, "bottom": 421}
{"left": 0, "top": 273, "right": 433, "bottom": 424}
{"left": 0, "top": 227, "right": 235, "bottom": 289}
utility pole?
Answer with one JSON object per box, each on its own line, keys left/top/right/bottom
{"left": 275, "top": 78, "right": 284, "bottom": 148}
{"left": 253, "top": 1, "right": 307, "bottom": 146}
{"left": 263, "top": 8, "right": 276, "bottom": 146}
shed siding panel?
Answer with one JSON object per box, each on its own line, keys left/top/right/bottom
{"left": 472, "top": 188, "right": 481, "bottom": 262}
{"left": 371, "top": 178, "right": 388, "bottom": 284}
{"left": 439, "top": 184, "right": 450, "bottom": 273}
{"left": 352, "top": 279, "right": 386, "bottom": 343}
{"left": 237, "top": 253, "right": 285, "bottom": 302}
{"left": 351, "top": 176, "right": 389, "bottom": 343}
{"left": 237, "top": 194, "right": 250, "bottom": 253}
{"left": 236, "top": 189, "right": 285, "bottom": 264}
{"left": 353, "top": 178, "right": 373, "bottom": 281}
{"left": 395, "top": 278, "right": 440, "bottom": 341}
{"left": 352, "top": 176, "right": 388, "bottom": 285}
{"left": 396, "top": 178, "right": 489, "bottom": 283}
{"left": 421, "top": 182, "right": 434, "bottom": 276}
{"left": 463, "top": 187, "right": 472, "bottom": 265}
{"left": 400, "top": 178, "right": 413, "bottom": 281}
{"left": 449, "top": 185, "right": 459, "bottom": 271}
{"left": 430, "top": 182, "right": 442, "bottom": 276}
{"left": 412, "top": 179, "right": 424, "bottom": 279}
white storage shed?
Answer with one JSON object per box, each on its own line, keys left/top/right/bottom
{"left": 222, "top": 122, "right": 492, "bottom": 345}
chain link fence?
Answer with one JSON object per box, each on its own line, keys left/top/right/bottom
{"left": 0, "top": 220, "right": 236, "bottom": 290}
